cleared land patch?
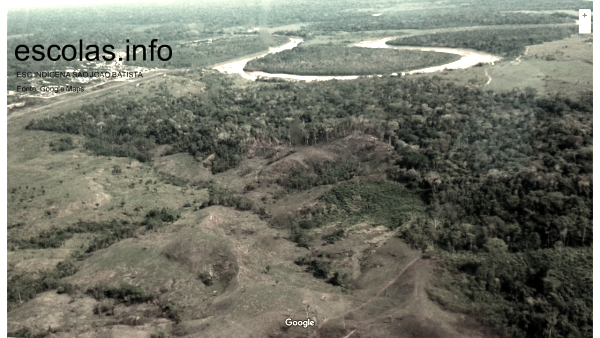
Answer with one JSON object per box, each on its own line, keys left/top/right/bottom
{"left": 484, "top": 35, "right": 592, "bottom": 96}
{"left": 244, "top": 45, "right": 461, "bottom": 76}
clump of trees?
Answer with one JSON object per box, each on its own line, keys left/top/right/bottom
{"left": 50, "top": 137, "right": 75, "bottom": 152}
{"left": 87, "top": 283, "right": 155, "bottom": 304}
{"left": 11, "top": 219, "right": 137, "bottom": 251}
{"left": 279, "top": 159, "right": 360, "bottom": 192}
{"left": 7, "top": 260, "right": 77, "bottom": 311}
{"left": 295, "top": 256, "right": 332, "bottom": 279}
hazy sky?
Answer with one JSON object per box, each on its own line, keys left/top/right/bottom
{"left": 8, "top": 0, "right": 140, "bottom": 9}
{"left": 7, "top": 0, "right": 210, "bottom": 9}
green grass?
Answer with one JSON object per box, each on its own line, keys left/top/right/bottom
{"left": 282, "top": 180, "right": 425, "bottom": 248}
{"left": 309, "top": 180, "right": 425, "bottom": 228}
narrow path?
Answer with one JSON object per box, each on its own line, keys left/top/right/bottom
{"left": 311, "top": 257, "right": 420, "bottom": 336}
{"left": 352, "top": 257, "right": 420, "bottom": 313}
{"left": 511, "top": 46, "right": 529, "bottom": 65}
{"left": 485, "top": 68, "right": 492, "bottom": 85}
{"left": 341, "top": 329, "right": 356, "bottom": 338}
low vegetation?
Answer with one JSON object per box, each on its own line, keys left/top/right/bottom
{"left": 304, "top": 180, "right": 425, "bottom": 229}
{"left": 87, "top": 283, "right": 156, "bottom": 304}
{"left": 49, "top": 137, "right": 75, "bottom": 152}
{"left": 8, "top": 210, "right": 178, "bottom": 310}
{"left": 280, "top": 158, "right": 360, "bottom": 192}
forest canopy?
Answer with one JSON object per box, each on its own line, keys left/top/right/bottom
{"left": 244, "top": 45, "right": 461, "bottom": 76}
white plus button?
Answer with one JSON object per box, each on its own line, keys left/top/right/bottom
{"left": 579, "top": 9, "right": 592, "bottom": 34}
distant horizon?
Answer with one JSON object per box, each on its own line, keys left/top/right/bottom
{"left": 8, "top": 0, "right": 142, "bottom": 9}
{"left": 7, "top": 0, "right": 212, "bottom": 9}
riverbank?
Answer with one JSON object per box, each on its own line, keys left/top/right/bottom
{"left": 213, "top": 36, "right": 501, "bottom": 81}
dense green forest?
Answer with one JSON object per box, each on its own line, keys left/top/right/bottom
{"left": 387, "top": 26, "right": 578, "bottom": 57}
{"left": 433, "top": 246, "right": 591, "bottom": 337}
{"left": 244, "top": 45, "right": 461, "bottom": 75}
{"left": 299, "top": 11, "right": 577, "bottom": 36}
{"left": 7, "top": 1, "right": 582, "bottom": 44}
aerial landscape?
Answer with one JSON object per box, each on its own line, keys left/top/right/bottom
{"left": 6, "top": 0, "right": 593, "bottom": 337}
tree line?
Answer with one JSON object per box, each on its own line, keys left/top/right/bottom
{"left": 387, "top": 26, "right": 578, "bottom": 57}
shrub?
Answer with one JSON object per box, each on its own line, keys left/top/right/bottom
{"left": 111, "top": 165, "right": 122, "bottom": 175}
{"left": 56, "top": 282, "right": 74, "bottom": 295}
{"left": 87, "top": 284, "right": 155, "bottom": 304}
{"left": 290, "top": 224, "right": 311, "bottom": 248}
{"left": 322, "top": 228, "right": 345, "bottom": 244}
{"left": 295, "top": 256, "right": 332, "bottom": 279}
{"left": 143, "top": 208, "right": 178, "bottom": 229}
{"left": 308, "top": 260, "right": 332, "bottom": 279}
{"left": 93, "top": 299, "right": 115, "bottom": 315}
{"left": 330, "top": 271, "right": 348, "bottom": 287}
{"left": 150, "top": 331, "right": 167, "bottom": 338}
{"left": 50, "top": 137, "right": 75, "bottom": 152}
{"left": 161, "top": 301, "right": 182, "bottom": 323}
{"left": 158, "top": 171, "right": 188, "bottom": 187}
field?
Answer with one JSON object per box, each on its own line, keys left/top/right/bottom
{"left": 485, "top": 34, "right": 593, "bottom": 96}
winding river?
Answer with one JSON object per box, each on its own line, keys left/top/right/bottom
{"left": 212, "top": 37, "right": 501, "bottom": 82}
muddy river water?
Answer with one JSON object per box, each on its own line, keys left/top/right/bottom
{"left": 212, "top": 37, "right": 501, "bottom": 81}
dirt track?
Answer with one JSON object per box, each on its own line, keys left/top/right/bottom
{"left": 311, "top": 257, "right": 421, "bottom": 337}
{"left": 309, "top": 238, "right": 496, "bottom": 338}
